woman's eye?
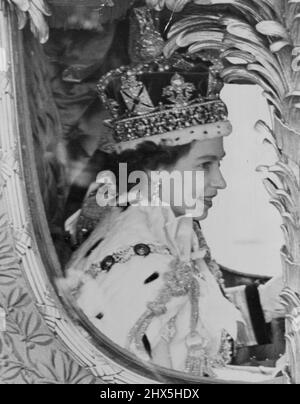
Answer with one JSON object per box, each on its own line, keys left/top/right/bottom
{"left": 201, "top": 162, "right": 212, "bottom": 170}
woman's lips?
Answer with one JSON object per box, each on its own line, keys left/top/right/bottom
{"left": 204, "top": 194, "right": 217, "bottom": 208}
{"left": 204, "top": 198, "right": 213, "bottom": 208}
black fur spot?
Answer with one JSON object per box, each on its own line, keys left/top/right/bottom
{"left": 85, "top": 239, "right": 103, "bottom": 258}
{"left": 142, "top": 334, "right": 152, "bottom": 358}
{"left": 144, "top": 272, "right": 159, "bottom": 284}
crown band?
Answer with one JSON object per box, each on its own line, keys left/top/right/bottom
{"left": 109, "top": 99, "right": 228, "bottom": 143}
{"left": 97, "top": 52, "right": 230, "bottom": 152}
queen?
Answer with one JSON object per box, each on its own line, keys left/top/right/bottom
{"left": 60, "top": 51, "right": 285, "bottom": 380}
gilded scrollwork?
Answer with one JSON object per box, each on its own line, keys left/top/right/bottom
{"left": 281, "top": 287, "right": 300, "bottom": 384}
{"left": 0, "top": 188, "right": 100, "bottom": 383}
{"left": 0, "top": 1, "right": 101, "bottom": 384}
{"left": 5, "top": 0, "right": 51, "bottom": 44}
{"left": 1, "top": 0, "right": 300, "bottom": 384}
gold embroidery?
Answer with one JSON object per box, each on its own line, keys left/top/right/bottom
{"left": 86, "top": 243, "right": 171, "bottom": 278}
{"left": 126, "top": 229, "right": 232, "bottom": 377}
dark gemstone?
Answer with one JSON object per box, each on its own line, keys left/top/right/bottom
{"left": 134, "top": 244, "right": 151, "bottom": 257}
{"left": 144, "top": 272, "right": 160, "bottom": 284}
{"left": 101, "top": 256, "right": 115, "bottom": 272}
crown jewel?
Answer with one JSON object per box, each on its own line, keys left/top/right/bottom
{"left": 97, "top": 7, "right": 230, "bottom": 152}
{"left": 97, "top": 55, "right": 229, "bottom": 149}
{"left": 120, "top": 74, "right": 155, "bottom": 115}
{"left": 163, "top": 73, "right": 197, "bottom": 106}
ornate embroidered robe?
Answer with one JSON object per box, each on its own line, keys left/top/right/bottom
{"left": 62, "top": 204, "right": 274, "bottom": 380}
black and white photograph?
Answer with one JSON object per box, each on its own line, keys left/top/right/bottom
{"left": 0, "top": 0, "right": 299, "bottom": 386}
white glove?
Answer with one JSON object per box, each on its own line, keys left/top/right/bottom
{"left": 258, "top": 277, "right": 286, "bottom": 323}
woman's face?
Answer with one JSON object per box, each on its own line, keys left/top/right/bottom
{"left": 161, "top": 137, "right": 227, "bottom": 220}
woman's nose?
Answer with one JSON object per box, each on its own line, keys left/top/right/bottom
{"left": 211, "top": 167, "right": 227, "bottom": 190}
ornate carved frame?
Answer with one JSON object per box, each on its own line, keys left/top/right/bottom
{"left": 0, "top": 0, "right": 299, "bottom": 384}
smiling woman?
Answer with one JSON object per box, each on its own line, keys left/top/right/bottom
{"left": 1, "top": 0, "right": 300, "bottom": 385}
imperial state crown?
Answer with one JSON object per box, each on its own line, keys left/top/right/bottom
{"left": 97, "top": 8, "right": 232, "bottom": 153}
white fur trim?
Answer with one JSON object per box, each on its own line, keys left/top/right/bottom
{"left": 114, "top": 120, "right": 232, "bottom": 154}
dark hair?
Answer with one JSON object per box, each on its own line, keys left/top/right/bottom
{"left": 103, "top": 141, "right": 193, "bottom": 186}
{"left": 64, "top": 141, "right": 192, "bottom": 221}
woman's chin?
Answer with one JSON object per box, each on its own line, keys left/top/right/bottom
{"left": 183, "top": 204, "right": 209, "bottom": 221}
{"left": 171, "top": 202, "right": 210, "bottom": 220}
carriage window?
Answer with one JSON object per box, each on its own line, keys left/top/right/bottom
{"left": 203, "top": 84, "right": 283, "bottom": 277}
{"left": 18, "top": 2, "right": 289, "bottom": 384}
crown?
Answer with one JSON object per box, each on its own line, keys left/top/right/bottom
{"left": 96, "top": 7, "right": 231, "bottom": 153}
{"left": 97, "top": 55, "right": 231, "bottom": 152}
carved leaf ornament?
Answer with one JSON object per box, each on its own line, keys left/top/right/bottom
{"left": 1, "top": 0, "right": 300, "bottom": 384}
